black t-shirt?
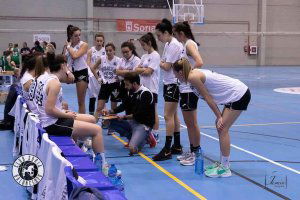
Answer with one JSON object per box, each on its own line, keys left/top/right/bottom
{"left": 21, "top": 47, "right": 31, "bottom": 54}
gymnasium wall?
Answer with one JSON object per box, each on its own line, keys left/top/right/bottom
{"left": 1, "top": 0, "right": 300, "bottom": 65}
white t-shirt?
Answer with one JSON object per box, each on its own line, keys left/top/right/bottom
{"left": 179, "top": 39, "right": 199, "bottom": 93}
{"left": 90, "top": 46, "right": 106, "bottom": 65}
{"left": 35, "top": 74, "right": 63, "bottom": 127}
{"left": 191, "top": 69, "right": 248, "bottom": 104}
{"left": 100, "top": 55, "right": 121, "bottom": 84}
{"left": 140, "top": 51, "right": 161, "bottom": 94}
{"left": 117, "top": 55, "right": 141, "bottom": 80}
{"left": 161, "top": 37, "right": 183, "bottom": 85}
{"left": 66, "top": 41, "right": 88, "bottom": 72}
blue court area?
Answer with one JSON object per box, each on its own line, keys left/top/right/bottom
{"left": 1, "top": 66, "right": 299, "bottom": 200}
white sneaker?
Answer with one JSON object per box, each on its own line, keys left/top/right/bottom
{"left": 177, "top": 152, "right": 192, "bottom": 161}
{"left": 180, "top": 152, "right": 196, "bottom": 166}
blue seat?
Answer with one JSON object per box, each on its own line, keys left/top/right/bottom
{"left": 49, "top": 136, "right": 75, "bottom": 146}
{"left": 60, "top": 145, "right": 88, "bottom": 157}
{"left": 64, "top": 166, "right": 119, "bottom": 197}
{"left": 66, "top": 156, "right": 98, "bottom": 172}
{"left": 76, "top": 170, "right": 115, "bottom": 190}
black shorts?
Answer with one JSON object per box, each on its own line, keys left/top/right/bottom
{"left": 98, "top": 82, "right": 121, "bottom": 102}
{"left": 180, "top": 92, "right": 199, "bottom": 111}
{"left": 224, "top": 89, "right": 251, "bottom": 110}
{"left": 153, "top": 93, "right": 158, "bottom": 104}
{"left": 44, "top": 118, "right": 74, "bottom": 136}
{"left": 73, "top": 68, "right": 89, "bottom": 83}
{"left": 163, "top": 84, "right": 179, "bottom": 102}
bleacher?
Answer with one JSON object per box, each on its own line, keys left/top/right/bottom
{"left": 11, "top": 90, "right": 126, "bottom": 200}
{"left": 93, "top": 0, "right": 171, "bottom": 9}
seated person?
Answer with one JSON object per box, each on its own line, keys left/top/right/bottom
{"left": 103, "top": 73, "right": 156, "bottom": 154}
{"left": 33, "top": 50, "right": 107, "bottom": 171}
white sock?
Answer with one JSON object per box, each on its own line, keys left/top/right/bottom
{"left": 221, "top": 156, "right": 230, "bottom": 168}
{"left": 100, "top": 152, "right": 106, "bottom": 167}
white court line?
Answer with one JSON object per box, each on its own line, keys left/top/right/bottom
{"left": 158, "top": 115, "right": 300, "bottom": 175}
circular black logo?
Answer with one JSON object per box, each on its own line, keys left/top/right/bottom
{"left": 12, "top": 155, "right": 44, "bottom": 186}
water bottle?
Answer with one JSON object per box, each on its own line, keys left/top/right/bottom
{"left": 108, "top": 164, "right": 118, "bottom": 185}
{"left": 108, "top": 164, "right": 125, "bottom": 194}
{"left": 195, "top": 148, "right": 204, "bottom": 175}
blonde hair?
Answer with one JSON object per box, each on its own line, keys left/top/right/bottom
{"left": 173, "top": 58, "right": 192, "bottom": 82}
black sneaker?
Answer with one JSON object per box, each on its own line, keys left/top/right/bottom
{"left": 171, "top": 145, "right": 183, "bottom": 155}
{"left": 152, "top": 147, "right": 172, "bottom": 161}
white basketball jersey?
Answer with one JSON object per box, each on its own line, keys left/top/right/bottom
{"left": 191, "top": 69, "right": 248, "bottom": 104}
{"left": 100, "top": 55, "right": 121, "bottom": 84}
{"left": 35, "top": 74, "right": 63, "bottom": 127}
{"left": 66, "top": 41, "right": 88, "bottom": 72}
{"left": 179, "top": 39, "right": 199, "bottom": 93}
{"left": 91, "top": 46, "right": 106, "bottom": 65}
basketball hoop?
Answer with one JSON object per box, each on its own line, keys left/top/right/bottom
{"left": 170, "top": 0, "right": 205, "bottom": 25}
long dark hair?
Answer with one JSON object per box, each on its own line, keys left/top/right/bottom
{"left": 67, "top": 24, "right": 74, "bottom": 42}
{"left": 121, "top": 41, "right": 139, "bottom": 58}
{"left": 140, "top": 32, "right": 158, "bottom": 51}
{"left": 20, "top": 54, "right": 35, "bottom": 79}
{"left": 155, "top": 18, "right": 173, "bottom": 34}
{"left": 173, "top": 21, "right": 199, "bottom": 45}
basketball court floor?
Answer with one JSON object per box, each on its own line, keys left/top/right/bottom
{"left": 1, "top": 66, "right": 299, "bottom": 200}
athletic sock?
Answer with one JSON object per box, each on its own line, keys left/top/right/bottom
{"left": 221, "top": 156, "right": 230, "bottom": 168}
{"left": 165, "top": 136, "right": 173, "bottom": 150}
{"left": 89, "top": 97, "right": 96, "bottom": 114}
{"left": 190, "top": 144, "right": 193, "bottom": 153}
{"left": 173, "top": 132, "right": 180, "bottom": 147}
{"left": 192, "top": 145, "right": 201, "bottom": 153}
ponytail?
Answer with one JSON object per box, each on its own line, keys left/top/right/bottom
{"left": 139, "top": 32, "right": 158, "bottom": 51}
{"left": 174, "top": 21, "right": 199, "bottom": 46}
{"left": 34, "top": 55, "right": 46, "bottom": 78}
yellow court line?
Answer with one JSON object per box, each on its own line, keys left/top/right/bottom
{"left": 200, "top": 121, "right": 300, "bottom": 128}
{"left": 111, "top": 134, "right": 207, "bottom": 200}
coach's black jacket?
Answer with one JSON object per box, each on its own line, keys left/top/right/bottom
{"left": 112, "top": 85, "right": 155, "bottom": 129}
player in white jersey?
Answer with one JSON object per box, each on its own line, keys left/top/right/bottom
{"left": 65, "top": 26, "right": 89, "bottom": 114}
{"left": 173, "top": 21, "right": 204, "bottom": 166}
{"left": 93, "top": 43, "right": 122, "bottom": 122}
{"left": 173, "top": 58, "right": 251, "bottom": 178}
{"left": 34, "top": 51, "right": 108, "bottom": 171}
{"left": 116, "top": 41, "right": 141, "bottom": 100}
{"left": 152, "top": 19, "right": 182, "bottom": 161}
{"left": 87, "top": 32, "right": 106, "bottom": 115}
{"left": 135, "top": 32, "right": 161, "bottom": 148}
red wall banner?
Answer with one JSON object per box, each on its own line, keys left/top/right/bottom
{"left": 116, "top": 19, "right": 160, "bottom": 32}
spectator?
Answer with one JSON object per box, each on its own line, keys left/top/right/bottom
{"left": 31, "top": 41, "right": 44, "bottom": 54}
{"left": 20, "top": 42, "right": 31, "bottom": 59}
{"left": 11, "top": 44, "right": 21, "bottom": 68}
